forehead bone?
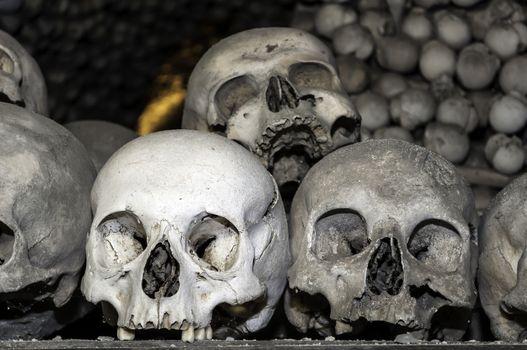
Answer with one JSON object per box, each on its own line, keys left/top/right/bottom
{"left": 299, "top": 139, "right": 472, "bottom": 213}
{"left": 0, "top": 103, "right": 90, "bottom": 180}
{"left": 93, "top": 130, "right": 276, "bottom": 222}
{"left": 199, "top": 27, "right": 334, "bottom": 66}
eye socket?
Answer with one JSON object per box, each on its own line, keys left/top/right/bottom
{"left": 407, "top": 219, "right": 462, "bottom": 272}
{"left": 215, "top": 76, "right": 258, "bottom": 120}
{"left": 97, "top": 212, "right": 147, "bottom": 267}
{"left": 288, "top": 62, "right": 335, "bottom": 90}
{"left": 0, "top": 221, "right": 14, "bottom": 266}
{"left": 313, "top": 209, "right": 369, "bottom": 261}
{"left": 189, "top": 215, "right": 239, "bottom": 272}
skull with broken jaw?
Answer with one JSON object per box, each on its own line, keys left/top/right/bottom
{"left": 81, "top": 130, "right": 289, "bottom": 342}
{"left": 182, "top": 27, "right": 360, "bottom": 203}
{"left": 286, "top": 139, "right": 477, "bottom": 341}
{"left": 0, "top": 103, "right": 95, "bottom": 339}
{"left": 478, "top": 174, "right": 527, "bottom": 341}
{"left": 0, "top": 30, "right": 47, "bottom": 115}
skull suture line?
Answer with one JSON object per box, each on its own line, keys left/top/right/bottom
{"left": 81, "top": 130, "right": 289, "bottom": 342}
{"left": 286, "top": 139, "right": 477, "bottom": 341}
{"left": 182, "top": 27, "right": 360, "bottom": 201}
{"left": 0, "top": 30, "right": 47, "bottom": 115}
{"left": 0, "top": 103, "right": 96, "bottom": 339}
{"left": 479, "top": 174, "right": 527, "bottom": 341}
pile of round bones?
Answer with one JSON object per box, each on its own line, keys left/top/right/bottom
{"left": 4, "top": 0, "right": 527, "bottom": 344}
{"left": 291, "top": 0, "right": 527, "bottom": 212}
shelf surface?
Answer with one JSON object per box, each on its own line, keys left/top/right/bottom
{"left": 1, "top": 340, "right": 527, "bottom": 350}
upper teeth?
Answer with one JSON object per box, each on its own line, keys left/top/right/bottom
{"left": 182, "top": 325, "right": 213, "bottom": 342}
{"left": 117, "top": 324, "right": 213, "bottom": 342}
{"left": 117, "top": 327, "right": 135, "bottom": 341}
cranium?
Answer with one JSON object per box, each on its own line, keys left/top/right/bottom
{"left": 0, "top": 103, "right": 95, "bottom": 338}
{"left": 286, "top": 139, "right": 477, "bottom": 341}
{"left": 479, "top": 174, "right": 527, "bottom": 341}
{"left": 64, "top": 120, "right": 137, "bottom": 172}
{"left": 81, "top": 130, "right": 289, "bottom": 341}
{"left": 0, "top": 30, "right": 47, "bottom": 115}
{"left": 182, "top": 27, "right": 360, "bottom": 202}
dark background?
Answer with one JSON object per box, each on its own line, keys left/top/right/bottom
{"left": 0, "top": 0, "right": 296, "bottom": 131}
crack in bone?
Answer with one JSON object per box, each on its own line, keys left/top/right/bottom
{"left": 27, "top": 229, "right": 52, "bottom": 254}
{"left": 105, "top": 239, "right": 120, "bottom": 264}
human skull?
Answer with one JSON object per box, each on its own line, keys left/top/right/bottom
{"left": 0, "top": 103, "right": 95, "bottom": 338}
{"left": 478, "top": 174, "right": 527, "bottom": 341}
{"left": 81, "top": 130, "right": 289, "bottom": 342}
{"left": 182, "top": 27, "right": 360, "bottom": 198}
{"left": 0, "top": 30, "right": 47, "bottom": 115}
{"left": 286, "top": 139, "right": 477, "bottom": 341}
{"left": 64, "top": 120, "right": 137, "bottom": 172}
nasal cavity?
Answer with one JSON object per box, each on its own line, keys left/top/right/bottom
{"left": 265, "top": 75, "right": 299, "bottom": 113}
{"left": 142, "top": 241, "right": 180, "bottom": 299}
{"left": 366, "top": 237, "right": 403, "bottom": 296}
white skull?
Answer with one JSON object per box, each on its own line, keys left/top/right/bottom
{"left": 81, "top": 130, "right": 289, "bottom": 342}
{"left": 479, "top": 174, "right": 527, "bottom": 341}
{"left": 0, "top": 30, "right": 47, "bottom": 115}
{"left": 182, "top": 27, "right": 360, "bottom": 194}
{"left": 0, "top": 103, "right": 95, "bottom": 338}
{"left": 286, "top": 139, "right": 477, "bottom": 341}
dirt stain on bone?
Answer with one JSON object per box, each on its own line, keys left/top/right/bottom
{"left": 266, "top": 44, "right": 278, "bottom": 52}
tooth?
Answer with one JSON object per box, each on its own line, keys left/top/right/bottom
{"left": 162, "top": 313, "right": 171, "bottom": 329}
{"left": 182, "top": 326, "right": 195, "bottom": 343}
{"left": 335, "top": 320, "right": 353, "bottom": 335}
{"left": 206, "top": 325, "right": 213, "bottom": 340}
{"left": 117, "top": 327, "right": 135, "bottom": 341}
{"left": 181, "top": 320, "right": 189, "bottom": 331}
{"left": 195, "top": 328, "right": 205, "bottom": 340}
{"left": 171, "top": 321, "right": 180, "bottom": 330}
{"left": 265, "top": 128, "right": 276, "bottom": 137}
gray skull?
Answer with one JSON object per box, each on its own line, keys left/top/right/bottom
{"left": 0, "top": 103, "right": 95, "bottom": 338}
{"left": 182, "top": 27, "right": 360, "bottom": 195}
{"left": 0, "top": 30, "right": 47, "bottom": 115}
{"left": 479, "top": 174, "right": 527, "bottom": 341}
{"left": 286, "top": 139, "right": 477, "bottom": 341}
{"left": 64, "top": 120, "right": 137, "bottom": 172}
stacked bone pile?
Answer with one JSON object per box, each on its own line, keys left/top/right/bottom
{"left": 7, "top": 1, "right": 527, "bottom": 344}
{"left": 291, "top": 0, "right": 527, "bottom": 212}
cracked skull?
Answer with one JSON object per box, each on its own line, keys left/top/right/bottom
{"left": 81, "top": 130, "right": 289, "bottom": 342}
{"left": 182, "top": 27, "right": 360, "bottom": 201}
{"left": 479, "top": 174, "right": 527, "bottom": 341}
{"left": 286, "top": 139, "right": 477, "bottom": 341}
{"left": 0, "top": 103, "right": 95, "bottom": 339}
{"left": 0, "top": 30, "right": 47, "bottom": 115}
